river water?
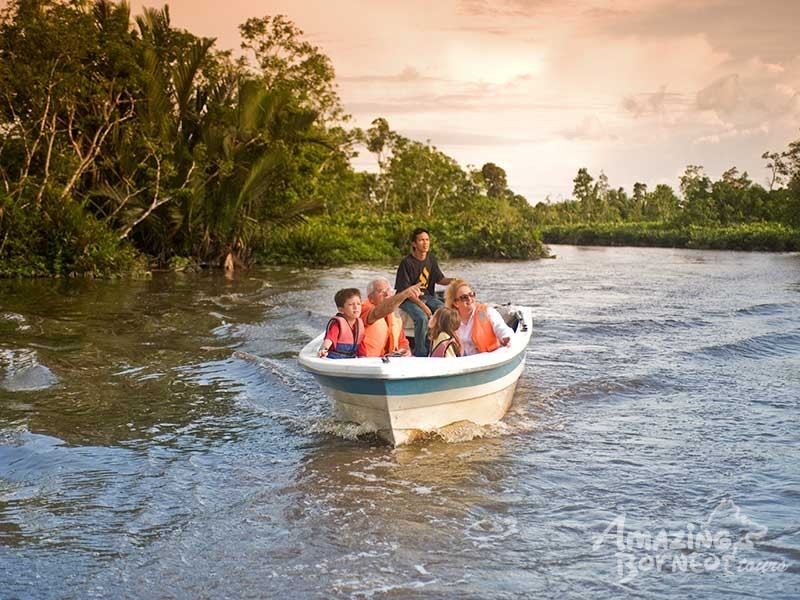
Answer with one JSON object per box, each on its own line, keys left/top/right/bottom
{"left": 1, "top": 245, "right": 799, "bottom": 599}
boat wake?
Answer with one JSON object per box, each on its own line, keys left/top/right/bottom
{"left": 308, "top": 417, "right": 380, "bottom": 441}
{"left": 306, "top": 409, "right": 547, "bottom": 447}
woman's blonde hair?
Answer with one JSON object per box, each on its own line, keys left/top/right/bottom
{"left": 444, "top": 278, "right": 470, "bottom": 308}
{"left": 428, "top": 307, "right": 462, "bottom": 356}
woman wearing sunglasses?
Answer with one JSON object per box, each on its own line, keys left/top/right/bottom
{"left": 444, "top": 279, "right": 513, "bottom": 356}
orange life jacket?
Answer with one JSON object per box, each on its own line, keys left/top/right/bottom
{"left": 325, "top": 314, "right": 364, "bottom": 359}
{"left": 360, "top": 302, "right": 403, "bottom": 357}
{"left": 471, "top": 303, "right": 500, "bottom": 353}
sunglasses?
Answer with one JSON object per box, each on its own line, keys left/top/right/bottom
{"left": 456, "top": 291, "right": 476, "bottom": 303}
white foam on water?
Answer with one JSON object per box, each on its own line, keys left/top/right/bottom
{"left": 433, "top": 420, "right": 487, "bottom": 443}
{"left": 232, "top": 351, "right": 298, "bottom": 388}
{"left": 464, "top": 514, "right": 520, "bottom": 548}
{"left": 414, "top": 564, "right": 430, "bottom": 575}
{"left": 309, "top": 418, "right": 380, "bottom": 441}
{"left": 347, "top": 471, "right": 380, "bottom": 482}
{"left": 0, "top": 348, "right": 59, "bottom": 392}
{"left": 1, "top": 312, "right": 31, "bottom": 331}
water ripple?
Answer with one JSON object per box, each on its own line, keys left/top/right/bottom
{"left": 1, "top": 247, "right": 799, "bottom": 599}
{"left": 695, "top": 330, "right": 800, "bottom": 360}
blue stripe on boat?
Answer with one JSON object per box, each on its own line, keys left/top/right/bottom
{"left": 313, "top": 354, "right": 524, "bottom": 396}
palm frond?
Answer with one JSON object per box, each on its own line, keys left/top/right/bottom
{"left": 172, "top": 37, "right": 215, "bottom": 119}
{"left": 135, "top": 6, "right": 171, "bottom": 46}
{"left": 141, "top": 48, "right": 172, "bottom": 138}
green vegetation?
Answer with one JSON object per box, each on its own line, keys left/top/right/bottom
{"left": 259, "top": 215, "right": 543, "bottom": 266}
{"left": 0, "top": 1, "right": 545, "bottom": 277}
{"left": 541, "top": 222, "right": 800, "bottom": 252}
{"left": 2, "top": 1, "right": 797, "bottom": 278}
{"left": 534, "top": 156, "right": 800, "bottom": 251}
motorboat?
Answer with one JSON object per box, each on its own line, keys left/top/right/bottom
{"left": 297, "top": 305, "right": 532, "bottom": 445}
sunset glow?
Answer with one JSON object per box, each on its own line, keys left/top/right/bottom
{"left": 127, "top": 0, "right": 800, "bottom": 200}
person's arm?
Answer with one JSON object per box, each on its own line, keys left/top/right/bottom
{"left": 395, "top": 329, "right": 411, "bottom": 356}
{"left": 488, "top": 307, "right": 514, "bottom": 348}
{"left": 366, "top": 284, "right": 422, "bottom": 325}
{"left": 319, "top": 321, "right": 340, "bottom": 357}
{"left": 360, "top": 303, "right": 375, "bottom": 326}
{"left": 429, "top": 255, "right": 451, "bottom": 286}
{"left": 409, "top": 294, "right": 433, "bottom": 317}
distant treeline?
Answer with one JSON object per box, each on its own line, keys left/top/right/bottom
{"left": 534, "top": 157, "right": 800, "bottom": 251}
{"left": 0, "top": 2, "right": 798, "bottom": 278}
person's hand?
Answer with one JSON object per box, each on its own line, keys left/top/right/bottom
{"left": 404, "top": 283, "right": 422, "bottom": 300}
{"left": 396, "top": 347, "right": 412, "bottom": 357}
{"left": 500, "top": 336, "right": 511, "bottom": 347}
{"left": 318, "top": 344, "right": 330, "bottom": 357}
{"left": 422, "top": 305, "right": 433, "bottom": 318}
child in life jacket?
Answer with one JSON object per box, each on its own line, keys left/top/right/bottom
{"left": 427, "top": 307, "right": 462, "bottom": 358}
{"left": 319, "top": 288, "right": 364, "bottom": 358}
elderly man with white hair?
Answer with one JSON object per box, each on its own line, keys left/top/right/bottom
{"left": 357, "top": 278, "right": 421, "bottom": 357}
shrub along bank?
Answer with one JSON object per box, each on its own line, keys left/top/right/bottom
{"left": 540, "top": 222, "right": 800, "bottom": 252}
{"left": 257, "top": 216, "right": 549, "bottom": 266}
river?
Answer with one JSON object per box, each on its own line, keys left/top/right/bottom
{"left": 1, "top": 245, "right": 799, "bottom": 598}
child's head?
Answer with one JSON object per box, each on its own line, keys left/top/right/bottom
{"left": 334, "top": 288, "right": 362, "bottom": 320}
{"left": 429, "top": 307, "right": 460, "bottom": 337}
{"left": 429, "top": 307, "right": 462, "bottom": 356}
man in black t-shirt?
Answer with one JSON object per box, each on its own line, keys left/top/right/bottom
{"left": 395, "top": 228, "right": 453, "bottom": 356}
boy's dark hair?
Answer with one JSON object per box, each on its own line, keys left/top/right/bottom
{"left": 334, "top": 288, "right": 361, "bottom": 309}
{"left": 410, "top": 227, "right": 429, "bottom": 243}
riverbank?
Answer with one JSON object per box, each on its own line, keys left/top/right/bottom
{"left": 0, "top": 214, "right": 550, "bottom": 278}
{"left": 540, "top": 221, "right": 800, "bottom": 252}
{"left": 258, "top": 216, "right": 549, "bottom": 266}
{"left": 7, "top": 213, "right": 799, "bottom": 280}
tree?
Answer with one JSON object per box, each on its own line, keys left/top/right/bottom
{"left": 646, "top": 184, "right": 680, "bottom": 222}
{"left": 387, "top": 138, "right": 468, "bottom": 218}
{"left": 784, "top": 137, "right": 800, "bottom": 187}
{"left": 596, "top": 171, "right": 610, "bottom": 202}
{"left": 481, "top": 162, "right": 507, "bottom": 198}
{"left": 0, "top": 0, "right": 139, "bottom": 205}
{"left": 721, "top": 167, "right": 750, "bottom": 189}
{"left": 631, "top": 182, "right": 647, "bottom": 220}
{"left": 679, "top": 165, "right": 715, "bottom": 223}
{"left": 607, "top": 187, "right": 630, "bottom": 220}
{"left": 364, "top": 117, "right": 402, "bottom": 214}
{"left": 125, "top": 9, "right": 341, "bottom": 263}
{"left": 761, "top": 151, "right": 788, "bottom": 191}
{"left": 709, "top": 167, "right": 751, "bottom": 225}
{"left": 572, "top": 168, "right": 595, "bottom": 220}
{"left": 239, "top": 14, "right": 342, "bottom": 123}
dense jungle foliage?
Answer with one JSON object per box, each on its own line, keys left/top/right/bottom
{"left": 0, "top": 1, "right": 798, "bottom": 277}
{"left": 0, "top": 0, "right": 545, "bottom": 277}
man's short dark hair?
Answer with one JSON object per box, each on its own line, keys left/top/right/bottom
{"left": 410, "top": 227, "right": 429, "bottom": 243}
{"left": 334, "top": 288, "right": 361, "bottom": 309}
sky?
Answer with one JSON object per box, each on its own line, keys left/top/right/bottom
{"left": 104, "top": 1, "right": 800, "bottom": 200}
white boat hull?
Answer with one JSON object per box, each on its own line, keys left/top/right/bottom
{"left": 298, "top": 306, "right": 532, "bottom": 446}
